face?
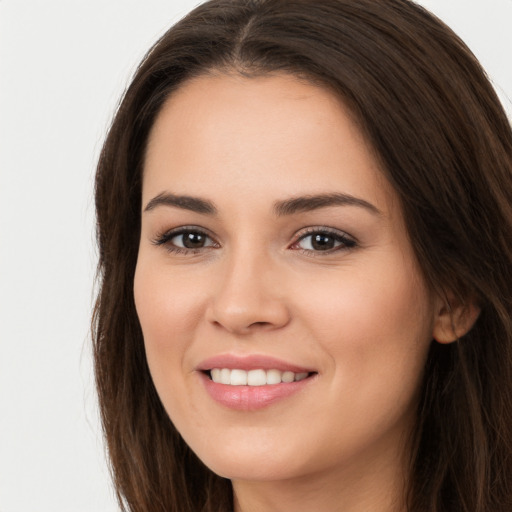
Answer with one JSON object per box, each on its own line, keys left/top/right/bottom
{"left": 134, "top": 74, "right": 440, "bottom": 484}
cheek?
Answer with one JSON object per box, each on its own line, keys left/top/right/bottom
{"left": 133, "top": 260, "right": 205, "bottom": 383}
{"left": 300, "top": 258, "right": 434, "bottom": 400}
{"left": 302, "top": 255, "right": 432, "bottom": 333}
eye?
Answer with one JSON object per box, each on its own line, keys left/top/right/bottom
{"left": 152, "top": 228, "right": 218, "bottom": 253}
{"left": 171, "top": 231, "right": 214, "bottom": 249}
{"left": 291, "top": 228, "right": 356, "bottom": 253}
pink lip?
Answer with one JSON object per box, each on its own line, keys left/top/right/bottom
{"left": 196, "top": 354, "right": 317, "bottom": 411}
{"left": 197, "top": 353, "right": 314, "bottom": 373}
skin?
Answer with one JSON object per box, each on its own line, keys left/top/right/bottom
{"left": 134, "top": 73, "right": 453, "bottom": 511}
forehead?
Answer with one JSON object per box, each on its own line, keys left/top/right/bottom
{"left": 143, "top": 73, "right": 394, "bottom": 215}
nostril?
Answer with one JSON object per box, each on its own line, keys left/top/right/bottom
{"left": 248, "top": 321, "right": 272, "bottom": 328}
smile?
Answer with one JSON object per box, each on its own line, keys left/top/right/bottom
{"left": 209, "top": 368, "right": 310, "bottom": 386}
{"left": 197, "top": 354, "right": 317, "bottom": 410}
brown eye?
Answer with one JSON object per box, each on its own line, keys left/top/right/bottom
{"left": 153, "top": 228, "right": 218, "bottom": 253}
{"left": 295, "top": 230, "right": 356, "bottom": 252}
{"left": 310, "top": 233, "right": 336, "bottom": 251}
{"left": 176, "top": 232, "right": 209, "bottom": 249}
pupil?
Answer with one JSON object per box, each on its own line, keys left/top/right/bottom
{"left": 183, "top": 232, "right": 205, "bottom": 248}
{"left": 312, "top": 234, "right": 334, "bottom": 250}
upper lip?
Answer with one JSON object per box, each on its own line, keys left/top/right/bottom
{"left": 196, "top": 353, "right": 315, "bottom": 373}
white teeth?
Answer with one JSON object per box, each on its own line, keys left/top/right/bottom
{"left": 281, "top": 371, "right": 295, "bottom": 383}
{"left": 266, "top": 369, "right": 282, "bottom": 385}
{"left": 211, "top": 368, "right": 221, "bottom": 382}
{"left": 209, "top": 368, "right": 310, "bottom": 386}
{"left": 220, "top": 368, "right": 231, "bottom": 385}
{"left": 230, "top": 369, "right": 248, "bottom": 385}
{"left": 247, "top": 369, "right": 266, "bottom": 386}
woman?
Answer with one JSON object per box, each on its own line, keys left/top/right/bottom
{"left": 93, "top": 0, "right": 512, "bottom": 510}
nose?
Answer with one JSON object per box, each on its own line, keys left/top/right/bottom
{"left": 206, "top": 248, "right": 291, "bottom": 335}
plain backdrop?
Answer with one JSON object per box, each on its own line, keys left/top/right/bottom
{"left": 0, "top": 1, "right": 511, "bottom": 511}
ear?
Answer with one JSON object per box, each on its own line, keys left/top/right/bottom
{"left": 432, "top": 292, "right": 481, "bottom": 344}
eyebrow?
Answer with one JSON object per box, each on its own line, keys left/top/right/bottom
{"left": 144, "top": 192, "right": 217, "bottom": 215}
{"left": 273, "top": 193, "right": 381, "bottom": 216}
{"left": 143, "top": 191, "right": 381, "bottom": 216}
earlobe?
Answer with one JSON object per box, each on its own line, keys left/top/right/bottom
{"left": 432, "top": 295, "right": 481, "bottom": 344}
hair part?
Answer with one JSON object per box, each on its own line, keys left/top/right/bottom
{"left": 93, "top": 1, "right": 512, "bottom": 510}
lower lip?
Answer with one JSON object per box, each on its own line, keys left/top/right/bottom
{"left": 199, "top": 372, "right": 314, "bottom": 411}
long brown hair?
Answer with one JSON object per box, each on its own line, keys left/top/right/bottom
{"left": 93, "top": 1, "right": 512, "bottom": 510}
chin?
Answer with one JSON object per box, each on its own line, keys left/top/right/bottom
{"left": 202, "top": 454, "right": 305, "bottom": 482}
{"left": 183, "top": 429, "right": 312, "bottom": 482}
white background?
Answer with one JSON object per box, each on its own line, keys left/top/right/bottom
{"left": 0, "top": 1, "right": 510, "bottom": 511}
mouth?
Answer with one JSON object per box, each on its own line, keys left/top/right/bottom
{"left": 197, "top": 355, "right": 318, "bottom": 410}
{"left": 205, "top": 368, "right": 314, "bottom": 386}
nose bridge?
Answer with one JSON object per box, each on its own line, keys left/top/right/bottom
{"left": 207, "top": 240, "right": 289, "bottom": 333}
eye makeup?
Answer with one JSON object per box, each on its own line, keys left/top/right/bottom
{"left": 151, "top": 224, "right": 357, "bottom": 257}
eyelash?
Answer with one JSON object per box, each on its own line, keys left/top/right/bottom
{"left": 291, "top": 227, "right": 357, "bottom": 256}
{"left": 152, "top": 226, "right": 218, "bottom": 255}
{"left": 151, "top": 226, "right": 357, "bottom": 256}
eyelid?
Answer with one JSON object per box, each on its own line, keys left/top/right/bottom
{"left": 151, "top": 225, "right": 219, "bottom": 252}
{"left": 151, "top": 224, "right": 356, "bottom": 255}
{"left": 289, "top": 226, "right": 357, "bottom": 253}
